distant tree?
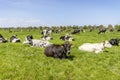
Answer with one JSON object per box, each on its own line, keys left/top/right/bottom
{"left": 83, "top": 25, "right": 88, "bottom": 29}
{"left": 108, "top": 24, "right": 114, "bottom": 32}
{"left": 108, "top": 24, "right": 113, "bottom": 29}
{"left": 98, "top": 25, "right": 104, "bottom": 30}
{"left": 88, "top": 25, "right": 92, "bottom": 29}
{"left": 114, "top": 25, "right": 120, "bottom": 30}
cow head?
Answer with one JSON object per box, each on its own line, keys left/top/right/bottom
{"left": 26, "top": 35, "right": 33, "bottom": 41}
{"left": 103, "top": 40, "right": 112, "bottom": 48}
{"left": 23, "top": 35, "right": 33, "bottom": 44}
{"left": 62, "top": 41, "right": 72, "bottom": 54}
{"left": 10, "top": 35, "right": 20, "bottom": 43}
{"left": 0, "top": 34, "right": 7, "bottom": 43}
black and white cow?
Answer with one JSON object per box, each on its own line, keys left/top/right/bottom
{"left": 109, "top": 38, "right": 120, "bottom": 46}
{"left": 23, "top": 35, "right": 52, "bottom": 48}
{"left": 41, "top": 36, "right": 53, "bottom": 40}
{"left": 71, "top": 29, "right": 80, "bottom": 34}
{"left": 10, "top": 35, "right": 21, "bottom": 43}
{"left": 44, "top": 41, "right": 72, "bottom": 59}
{"left": 98, "top": 28, "right": 107, "bottom": 34}
{"left": 60, "top": 34, "right": 75, "bottom": 41}
{"left": 41, "top": 29, "right": 52, "bottom": 37}
{"left": 0, "top": 34, "right": 7, "bottom": 43}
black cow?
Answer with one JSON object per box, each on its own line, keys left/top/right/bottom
{"left": 0, "top": 34, "right": 7, "bottom": 43}
{"left": 109, "top": 38, "right": 120, "bottom": 46}
{"left": 71, "top": 29, "right": 80, "bottom": 34}
{"left": 44, "top": 41, "right": 72, "bottom": 59}
{"left": 10, "top": 35, "right": 21, "bottom": 43}
{"left": 98, "top": 28, "right": 107, "bottom": 34}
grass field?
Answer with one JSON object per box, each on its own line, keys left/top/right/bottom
{"left": 0, "top": 29, "right": 120, "bottom": 80}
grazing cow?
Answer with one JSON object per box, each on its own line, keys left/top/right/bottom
{"left": 41, "top": 36, "right": 53, "bottom": 40}
{"left": 23, "top": 35, "right": 52, "bottom": 48}
{"left": 44, "top": 41, "right": 72, "bottom": 59}
{"left": 41, "top": 29, "right": 47, "bottom": 36}
{"left": 71, "top": 29, "right": 80, "bottom": 34}
{"left": 0, "top": 34, "right": 7, "bottom": 43}
{"left": 78, "top": 41, "right": 112, "bottom": 53}
{"left": 10, "top": 35, "right": 21, "bottom": 43}
{"left": 60, "top": 34, "right": 75, "bottom": 41}
{"left": 109, "top": 38, "right": 120, "bottom": 46}
{"left": 98, "top": 28, "right": 107, "bottom": 34}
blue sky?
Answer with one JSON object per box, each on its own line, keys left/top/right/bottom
{"left": 0, "top": 0, "right": 120, "bottom": 27}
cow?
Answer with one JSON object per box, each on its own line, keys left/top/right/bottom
{"left": 41, "top": 36, "right": 53, "bottom": 40}
{"left": 23, "top": 35, "right": 33, "bottom": 44}
{"left": 44, "top": 41, "right": 72, "bottom": 59}
{"left": 98, "top": 28, "right": 107, "bottom": 34}
{"left": 109, "top": 38, "right": 120, "bottom": 46}
{"left": 78, "top": 40, "right": 112, "bottom": 53}
{"left": 0, "top": 34, "right": 7, "bottom": 43}
{"left": 41, "top": 29, "right": 52, "bottom": 37}
{"left": 71, "top": 29, "right": 80, "bottom": 34}
{"left": 60, "top": 34, "right": 75, "bottom": 41}
{"left": 10, "top": 35, "right": 21, "bottom": 43}
{"left": 23, "top": 35, "right": 52, "bottom": 48}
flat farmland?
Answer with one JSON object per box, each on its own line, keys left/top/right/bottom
{"left": 0, "top": 29, "right": 120, "bottom": 80}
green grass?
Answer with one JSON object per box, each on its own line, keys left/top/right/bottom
{"left": 0, "top": 29, "right": 120, "bottom": 80}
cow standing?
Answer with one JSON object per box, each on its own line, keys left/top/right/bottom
{"left": 41, "top": 29, "right": 52, "bottom": 37}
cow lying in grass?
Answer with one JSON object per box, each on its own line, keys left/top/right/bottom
{"left": 10, "top": 35, "right": 21, "bottom": 43}
{"left": 109, "top": 38, "right": 120, "bottom": 46}
{"left": 44, "top": 41, "right": 72, "bottom": 59}
{"left": 0, "top": 34, "right": 7, "bottom": 43}
{"left": 23, "top": 35, "right": 52, "bottom": 48}
{"left": 60, "top": 34, "right": 75, "bottom": 41}
{"left": 78, "top": 41, "right": 112, "bottom": 53}
{"left": 41, "top": 36, "right": 53, "bottom": 40}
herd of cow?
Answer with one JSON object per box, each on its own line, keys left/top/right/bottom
{"left": 0, "top": 28, "right": 120, "bottom": 59}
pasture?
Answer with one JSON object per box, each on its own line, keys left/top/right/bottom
{"left": 0, "top": 29, "right": 120, "bottom": 80}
